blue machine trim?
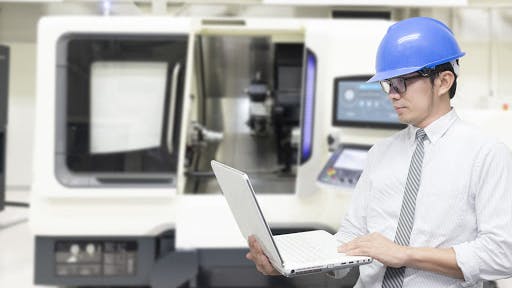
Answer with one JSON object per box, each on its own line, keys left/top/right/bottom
{"left": 300, "top": 50, "right": 316, "bottom": 164}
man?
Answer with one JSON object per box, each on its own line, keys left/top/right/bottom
{"left": 246, "top": 17, "right": 512, "bottom": 287}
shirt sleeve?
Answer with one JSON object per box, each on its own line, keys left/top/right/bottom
{"left": 334, "top": 147, "right": 373, "bottom": 244}
{"left": 453, "top": 142, "right": 512, "bottom": 284}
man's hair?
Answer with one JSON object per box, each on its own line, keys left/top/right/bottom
{"left": 429, "top": 61, "right": 458, "bottom": 99}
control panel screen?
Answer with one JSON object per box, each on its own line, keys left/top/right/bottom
{"left": 333, "top": 76, "right": 406, "bottom": 129}
{"left": 318, "top": 145, "right": 370, "bottom": 188}
{"left": 333, "top": 148, "right": 367, "bottom": 171}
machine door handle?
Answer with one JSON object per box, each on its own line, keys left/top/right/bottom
{"left": 166, "top": 62, "right": 181, "bottom": 155}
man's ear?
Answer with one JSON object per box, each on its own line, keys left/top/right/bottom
{"left": 436, "top": 71, "right": 455, "bottom": 97}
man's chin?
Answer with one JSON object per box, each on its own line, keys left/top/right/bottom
{"left": 397, "top": 116, "right": 409, "bottom": 124}
{"left": 398, "top": 117, "right": 414, "bottom": 126}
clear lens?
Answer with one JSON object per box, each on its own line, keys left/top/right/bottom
{"left": 380, "top": 81, "right": 391, "bottom": 93}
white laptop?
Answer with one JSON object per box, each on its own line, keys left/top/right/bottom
{"left": 211, "top": 160, "right": 372, "bottom": 277}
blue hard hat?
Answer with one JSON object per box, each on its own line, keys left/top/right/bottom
{"left": 368, "top": 17, "right": 465, "bottom": 82}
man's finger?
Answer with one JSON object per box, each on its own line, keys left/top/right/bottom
{"left": 345, "top": 248, "right": 366, "bottom": 256}
{"left": 256, "top": 263, "right": 269, "bottom": 274}
{"left": 255, "top": 264, "right": 264, "bottom": 274}
{"left": 338, "top": 242, "right": 352, "bottom": 252}
{"left": 255, "top": 243, "right": 265, "bottom": 254}
{"left": 248, "top": 236, "right": 255, "bottom": 247}
{"left": 258, "top": 253, "right": 269, "bottom": 264}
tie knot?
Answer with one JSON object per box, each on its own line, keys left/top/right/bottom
{"left": 416, "top": 128, "right": 427, "bottom": 142}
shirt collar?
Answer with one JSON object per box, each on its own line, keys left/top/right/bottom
{"left": 407, "top": 108, "right": 458, "bottom": 145}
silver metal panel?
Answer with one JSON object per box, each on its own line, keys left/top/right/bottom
{"left": 186, "top": 36, "right": 296, "bottom": 194}
{"left": 201, "top": 35, "right": 273, "bottom": 100}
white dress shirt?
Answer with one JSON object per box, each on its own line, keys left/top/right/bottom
{"left": 334, "top": 109, "right": 512, "bottom": 288}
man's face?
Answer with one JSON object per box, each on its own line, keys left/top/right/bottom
{"left": 385, "top": 73, "right": 436, "bottom": 128}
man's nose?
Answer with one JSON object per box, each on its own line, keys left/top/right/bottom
{"left": 388, "top": 89, "right": 401, "bottom": 100}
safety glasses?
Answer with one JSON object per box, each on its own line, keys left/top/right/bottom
{"left": 380, "top": 73, "right": 430, "bottom": 94}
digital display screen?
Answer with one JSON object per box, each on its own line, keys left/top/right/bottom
{"left": 333, "top": 76, "right": 405, "bottom": 129}
{"left": 333, "top": 148, "right": 367, "bottom": 171}
{"left": 317, "top": 144, "right": 370, "bottom": 188}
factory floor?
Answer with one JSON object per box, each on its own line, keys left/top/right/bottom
{"left": 0, "top": 189, "right": 46, "bottom": 288}
{"left": 2, "top": 189, "right": 512, "bottom": 288}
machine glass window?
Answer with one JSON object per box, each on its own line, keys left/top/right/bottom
{"left": 90, "top": 61, "right": 169, "bottom": 155}
{"left": 55, "top": 34, "right": 188, "bottom": 187}
{"left": 332, "top": 76, "right": 406, "bottom": 129}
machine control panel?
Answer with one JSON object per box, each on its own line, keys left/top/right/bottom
{"left": 317, "top": 144, "right": 370, "bottom": 188}
{"left": 55, "top": 240, "right": 137, "bottom": 277}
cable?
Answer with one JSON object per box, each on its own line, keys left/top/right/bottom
{"left": 4, "top": 201, "right": 29, "bottom": 208}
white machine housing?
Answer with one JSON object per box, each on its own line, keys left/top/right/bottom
{"left": 31, "top": 15, "right": 394, "bottom": 244}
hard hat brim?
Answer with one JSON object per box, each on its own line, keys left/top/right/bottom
{"left": 367, "top": 52, "right": 466, "bottom": 83}
{"left": 367, "top": 67, "right": 422, "bottom": 83}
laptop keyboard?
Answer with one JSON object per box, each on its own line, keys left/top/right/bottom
{"left": 274, "top": 234, "right": 341, "bottom": 263}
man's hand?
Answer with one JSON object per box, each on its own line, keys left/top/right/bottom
{"left": 338, "top": 232, "right": 408, "bottom": 268}
{"left": 338, "top": 233, "right": 464, "bottom": 279}
{"left": 246, "top": 235, "right": 280, "bottom": 275}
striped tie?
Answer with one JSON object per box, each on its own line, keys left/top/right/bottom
{"left": 381, "top": 128, "right": 427, "bottom": 288}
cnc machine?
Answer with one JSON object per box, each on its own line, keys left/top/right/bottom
{"left": 30, "top": 16, "right": 397, "bottom": 287}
